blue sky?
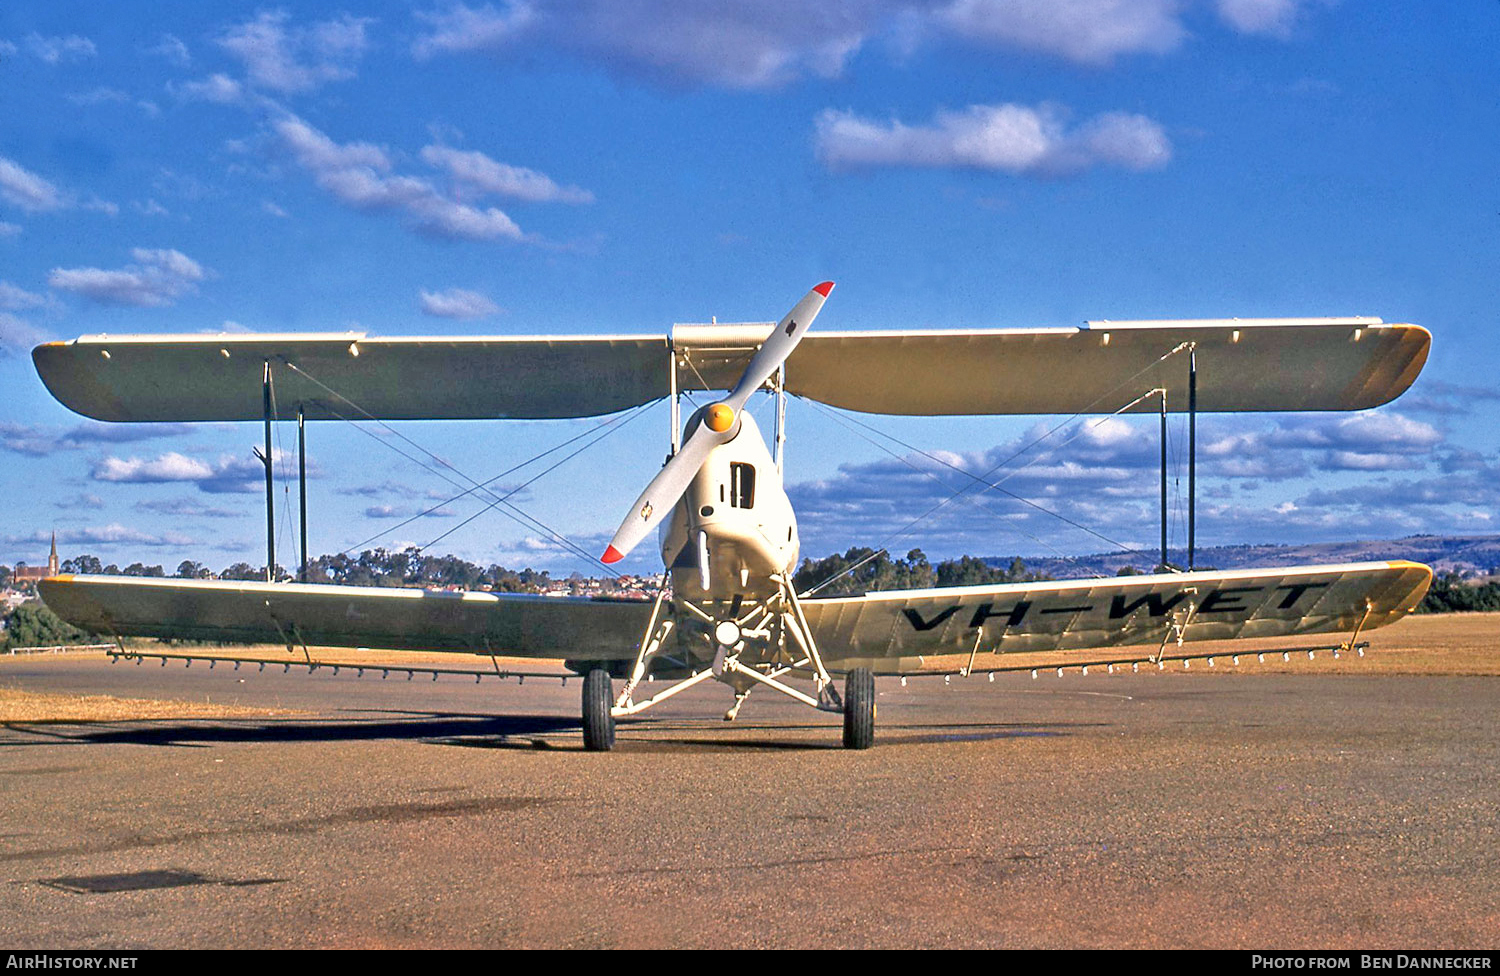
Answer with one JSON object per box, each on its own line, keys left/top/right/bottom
{"left": 1, "top": 1, "right": 1497, "bottom": 578}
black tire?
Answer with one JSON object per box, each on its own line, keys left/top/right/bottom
{"left": 581, "top": 668, "right": 615, "bottom": 752}
{"left": 842, "top": 667, "right": 876, "bottom": 750}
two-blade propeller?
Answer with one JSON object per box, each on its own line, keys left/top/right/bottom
{"left": 601, "top": 281, "right": 834, "bottom": 564}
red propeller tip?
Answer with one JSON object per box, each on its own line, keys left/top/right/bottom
{"left": 601, "top": 545, "right": 624, "bottom": 564}
{"left": 813, "top": 281, "right": 835, "bottom": 297}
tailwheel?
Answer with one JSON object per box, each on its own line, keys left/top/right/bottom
{"left": 581, "top": 668, "right": 616, "bottom": 751}
{"left": 842, "top": 667, "right": 876, "bottom": 750}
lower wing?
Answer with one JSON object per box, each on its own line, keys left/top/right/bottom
{"left": 39, "top": 561, "right": 1430, "bottom": 670}
{"left": 800, "top": 561, "right": 1432, "bottom": 664}
{"left": 38, "top": 575, "right": 655, "bottom": 660}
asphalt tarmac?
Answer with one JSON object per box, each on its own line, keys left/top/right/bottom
{"left": 0, "top": 653, "right": 1495, "bottom": 949}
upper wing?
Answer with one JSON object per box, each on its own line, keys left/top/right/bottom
{"left": 33, "top": 318, "right": 1427, "bottom": 422}
{"left": 32, "top": 333, "right": 671, "bottom": 422}
{"left": 782, "top": 319, "right": 1429, "bottom": 415}
{"left": 38, "top": 575, "right": 655, "bottom": 661}
{"left": 800, "top": 561, "right": 1432, "bottom": 667}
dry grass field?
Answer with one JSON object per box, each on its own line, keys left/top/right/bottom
{"left": 0, "top": 687, "right": 301, "bottom": 723}
{"left": 1, "top": 611, "right": 1494, "bottom": 722}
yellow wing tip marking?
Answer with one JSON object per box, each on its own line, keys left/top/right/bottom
{"left": 42, "top": 573, "right": 74, "bottom": 583}
{"left": 1384, "top": 560, "right": 1433, "bottom": 574}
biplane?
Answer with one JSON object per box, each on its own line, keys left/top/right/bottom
{"left": 31, "top": 283, "right": 1434, "bottom": 749}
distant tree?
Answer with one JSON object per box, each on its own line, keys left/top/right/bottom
{"left": 220, "top": 562, "right": 261, "bottom": 581}
{"left": 1, "top": 602, "right": 97, "bottom": 650}
{"left": 487, "top": 565, "right": 549, "bottom": 592}
{"left": 176, "top": 560, "right": 211, "bottom": 579}
{"left": 793, "top": 547, "right": 940, "bottom": 596}
{"left": 122, "top": 563, "right": 166, "bottom": 577}
{"left": 61, "top": 554, "right": 103, "bottom": 574}
{"left": 1418, "top": 572, "right": 1500, "bottom": 613}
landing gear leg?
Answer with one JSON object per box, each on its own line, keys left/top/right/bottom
{"left": 582, "top": 668, "right": 616, "bottom": 751}
{"left": 842, "top": 667, "right": 875, "bottom": 750}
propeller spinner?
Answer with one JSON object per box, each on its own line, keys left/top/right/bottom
{"left": 601, "top": 281, "right": 834, "bottom": 564}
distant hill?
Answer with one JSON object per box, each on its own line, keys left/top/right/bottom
{"left": 997, "top": 535, "right": 1500, "bottom": 580}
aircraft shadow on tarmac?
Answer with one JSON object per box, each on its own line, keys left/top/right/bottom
{"left": 8, "top": 709, "right": 1098, "bottom": 752}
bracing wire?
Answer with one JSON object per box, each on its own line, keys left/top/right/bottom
{"left": 801, "top": 399, "right": 1083, "bottom": 563}
{"left": 796, "top": 392, "right": 1164, "bottom": 577}
{"left": 790, "top": 341, "right": 1196, "bottom": 595}
{"left": 316, "top": 400, "right": 634, "bottom": 573}
{"left": 281, "top": 358, "right": 658, "bottom": 573}
{"left": 338, "top": 397, "right": 658, "bottom": 557}
{"left": 417, "top": 399, "right": 658, "bottom": 555}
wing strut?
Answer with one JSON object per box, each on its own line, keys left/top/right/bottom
{"left": 1188, "top": 345, "right": 1198, "bottom": 570}
{"left": 298, "top": 406, "right": 308, "bottom": 583}
{"left": 260, "top": 360, "right": 274, "bottom": 582}
{"left": 1158, "top": 387, "right": 1168, "bottom": 571}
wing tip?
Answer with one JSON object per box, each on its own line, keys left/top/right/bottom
{"left": 601, "top": 545, "right": 624, "bottom": 565}
{"left": 813, "top": 281, "right": 835, "bottom": 297}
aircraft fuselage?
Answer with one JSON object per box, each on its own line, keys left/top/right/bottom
{"left": 660, "top": 411, "right": 798, "bottom": 602}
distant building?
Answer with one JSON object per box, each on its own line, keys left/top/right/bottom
{"left": 11, "top": 533, "right": 60, "bottom": 584}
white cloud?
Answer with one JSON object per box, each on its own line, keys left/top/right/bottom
{"left": 0, "top": 158, "right": 112, "bottom": 215}
{"left": 24, "top": 33, "right": 97, "bottom": 64}
{"left": 938, "top": 0, "right": 1186, "bottom": 65}
{"left": 56, "top": 493, "right": 105, "bottom": 511}
{"left": 0, "top": 281, "right": 46, "bottom": 311}
{"left": 145, "top": 33, "right": 192, "bottom": 67}
{"left": 273, "top": 114, "right": 524, "bottom": 241}
{"left": 815, "top": 103, "right": 1171, "bottom": 176}
{"left": 0, "top": 313, "right": 45, "bottom": 354}
{"left": 135, "top": 498, "right": 243, "bottom": 519}
{"left": 59, "top": 524, "right": 196, "bottom": 548}
{"left": 411, "top": 0, "right": 1312, "bottom": 87}
{"left": 65, "top": 87, "right": 130, "bottom": 106}
{"left": 1216, "top": 0, "right": 1314, "bottom": 37}
{"left": 1322, "top": 450, "right": 1425, "bottom": 472}
{"left": 275, "top": 116, "right": 390, "bottom": 171}
{"left": 172, "top": 73, "right": 245, "bottom": 105}
{"left": 412, "top": 1, "right": 876, "bottom": 88}
{"left": 93, "top": 452, "right": 216, "bottom": 483}
{"left": 48, "top": 247, "right": 208, "bottom": 307}
{"left": 0, "top": 421, "right": 193, "bottom": 457}
{"left": 0, "top": 221, "right": 19, "bottom": 236}
{"left": 0, "top": 155, "right": 65, "bottom": 212}
{"left": 1267, "top": 412, "right": 1442, "bottom": 453}
{"left": 81, "top": 197, "right": 120, "bottom": 217}
{"left": 91, "top": 450, "right": 271, "bottom": 494}
{"left": 420, "top": 287, "right": 502, "bottom": 319}
{"left": 419, "top": 145, "right": 594, "bottom": 204}
{"left": 412, "top": 1, "right": 538, "bottom": 59}
{"left": 217, "top": 11, "right": 372, "bottom": 94}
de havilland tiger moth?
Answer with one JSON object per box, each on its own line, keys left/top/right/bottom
{"left": 31, "top": 282, "right": 1434, "bottom": 749}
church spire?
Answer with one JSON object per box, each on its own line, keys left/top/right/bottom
{"left": 48, "top": 531, "right": 57, "bottom": 576}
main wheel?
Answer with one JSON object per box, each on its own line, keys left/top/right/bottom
{"left": 842, "top": 667, "right": 876, "bottom": 750}
{"left": 581, "top": 667, "right": 615, "bottom": 751}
